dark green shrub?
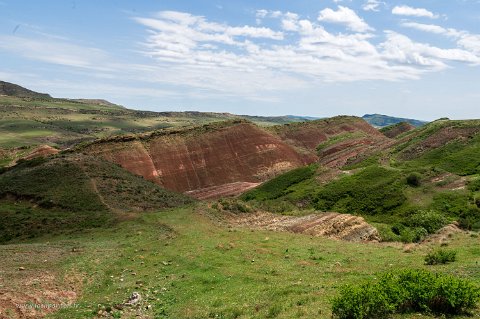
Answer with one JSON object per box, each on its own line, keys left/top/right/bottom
{"left": 332, "top": 282, "right": 396, "bottom": 319}
{"left": 406, "top": 173, "right": 421, "bottom": 187}
{"left": 425, "top": 249, "right": 457, "bottom": 265}
{"left": 467, "top": 178, "right": 480, "bottom": 192}
{"left": 332, "top": 269, "right": 480, "bottom": 318}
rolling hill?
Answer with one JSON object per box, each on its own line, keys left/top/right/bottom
{"left": 0, "top": 154, "right": 193, "bottom": 242}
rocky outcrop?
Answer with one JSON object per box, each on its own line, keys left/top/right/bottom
{"left": 82, "top": 121, "right": 307, "bottom": 193}
{"left": 227, "top": 211, "right": 380, "bottom": 242}
{"left": 22, "top": 145, "right": 59, "bottom": 161}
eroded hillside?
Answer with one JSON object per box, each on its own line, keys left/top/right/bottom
{"left": 81, "top": 120, "right": 308, "bottom": 197}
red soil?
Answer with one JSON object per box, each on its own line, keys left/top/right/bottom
{"left": 83, "top": 121, "right": 307, "bottom": 193}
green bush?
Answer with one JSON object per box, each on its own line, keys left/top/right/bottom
{"left": 406, "top": 172, "right": 422, "bottom": 187}
{"left": 332, "top": 269, "right": 480, "bottom": 318}
{"left": 425, "top": 249, "right": 457, "bottom": 265}
{"left": 406, "top": 210, "right": 448, "bottom": 234}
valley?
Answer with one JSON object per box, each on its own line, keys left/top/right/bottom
{"left": 0, "top": 81, "right": 479, "bottom": 319}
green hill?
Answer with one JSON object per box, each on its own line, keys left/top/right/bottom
{"left": 0, "top": 154, "right": 193, "bottom": 242}
{"left": 241, "top": 119, "right": 480, "bottom": 241}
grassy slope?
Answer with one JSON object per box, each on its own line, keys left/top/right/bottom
{"left": 0, "top": 155, "right": 193, "bottom": 243}
{"left": 25, "top": 205, "right": 477, "bottom": 319}
{"left": 242, "top": 121, "right": 480, "bottom": 241}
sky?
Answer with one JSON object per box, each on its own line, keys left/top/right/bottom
{"left": 0, "top": 0, "right": 479, "bottom": 120}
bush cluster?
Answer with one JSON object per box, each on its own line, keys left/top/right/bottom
{"left": 332, "top": 269, "right": 480, "bottom": 319}
{"left": 425, "top": 249, "right": 457, "bottom": 265}
{"left": 406, "top": 210, "right": 448, "bottom": 234}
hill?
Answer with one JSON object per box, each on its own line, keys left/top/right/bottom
{"left": 0, "top": 81, "right": 51, "bottom": 99}
{"left": 77, "top": 117, "right": 398, "bottom": 198}
{"left": 241, "top": 118, "right": 480, "bottom": 241}
{"left": 0, "top": 81, "right": 319, "bottom": 159}
{"left": 270, "top": 116, "right": 392, "bottom": 168}
{"left": 0, "top": 154, "right": 192, "bottom": 242}
{"left": 363, "top": 113, "right": 427, "bottom": 128}
{"left": 80, "top": 120, "right": 309, "bottom": 197}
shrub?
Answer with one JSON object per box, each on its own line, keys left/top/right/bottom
{"left": 331, "top": 269, "right": 480, "bottom": 318}
{"left": 406, "top": 173, "right": 421, "bottom": 187}
{"left": 406, "top": 210, "right": 447, "bottom": 234}
{"left": 425, "top": 249, "right": 457, "bottom": 265}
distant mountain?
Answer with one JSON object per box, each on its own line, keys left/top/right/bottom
{"left": 71, "top": 98, "right": 124, "bottom": 108}
{"left": 362, "top": 114, "right": 427, "bottom": 128}
{"left": 0, "top": 81, "right": 51, "bottom": 99}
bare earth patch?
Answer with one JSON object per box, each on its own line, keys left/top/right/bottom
{"left": 0, "top": 243, "right": 79, "bottom": 319}
{"left": 225, "top": 211, "right": 380, "bottom": 242}
{"left": 185, "top": 182, "right": 260, "bottom": 200}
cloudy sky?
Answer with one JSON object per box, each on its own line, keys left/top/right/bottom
{"left": 0, "top": 0, "right": 479, "bottom": 120}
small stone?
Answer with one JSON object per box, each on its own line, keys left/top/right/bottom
{"left": 124, "top": 292, "right": 141, "bottom": 306}
{"left": 18, "top": 267, "right": 25, "bottom": 271}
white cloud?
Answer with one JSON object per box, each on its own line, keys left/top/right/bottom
{"left": 392, "top": 6, "right": 439, "bottom": 19}
{"left": 318, "top": 6, "right": 374, "bottom": 32}
{"left": 401, "top": 22, "right": 480, "bottom": 57}
{"left": 381, "top": 31, "right": 480, "bottom": 68}
{"left": 2, "top": 10, "right": 480, "bottom": 103}
{"left": 362, "top": 0, "right": 384, "bottom": 12}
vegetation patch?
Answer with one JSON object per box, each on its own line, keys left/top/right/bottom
{"left": 313, "top": 166, "right": 406, "bottom": 215}
{"left": 332, "top": 269, "right": 480, "bottom": 318}
{"left": 242, "top": 164, "right": 318, "bottom": 202}
{"left": 425, "top": 249, "right": 457, "bottom": 265}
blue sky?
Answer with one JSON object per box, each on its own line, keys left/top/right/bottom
{"left": 0, "top": 0, "right": 479, "bottom": 120}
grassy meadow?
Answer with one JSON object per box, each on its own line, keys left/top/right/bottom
{"left": 0, "top": 204, "right": 469, "bottom": 319}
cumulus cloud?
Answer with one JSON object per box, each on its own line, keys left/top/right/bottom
{"left": 318, "top": 6, "right": 374, "bottom": 32}
{"left": 381, "top": 31, "right": 480, "bottom": 68}
{"left": 392, "top": 6, "right": 438, "bottom": 19}
{"left": 401, "top": 22, "right": 480, "bottom": 58}
{"left": 2, "top": 9, "right": 479, "bottom": 102}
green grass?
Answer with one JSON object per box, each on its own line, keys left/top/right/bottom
{"left": 0, "top": 155, "right": 193, "bottom": 242}
{"left": 22, "top": 205, "right": 476, "bottom": 319}
{"left": 242, "top": 164, "right": 318, "bottom": 202}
